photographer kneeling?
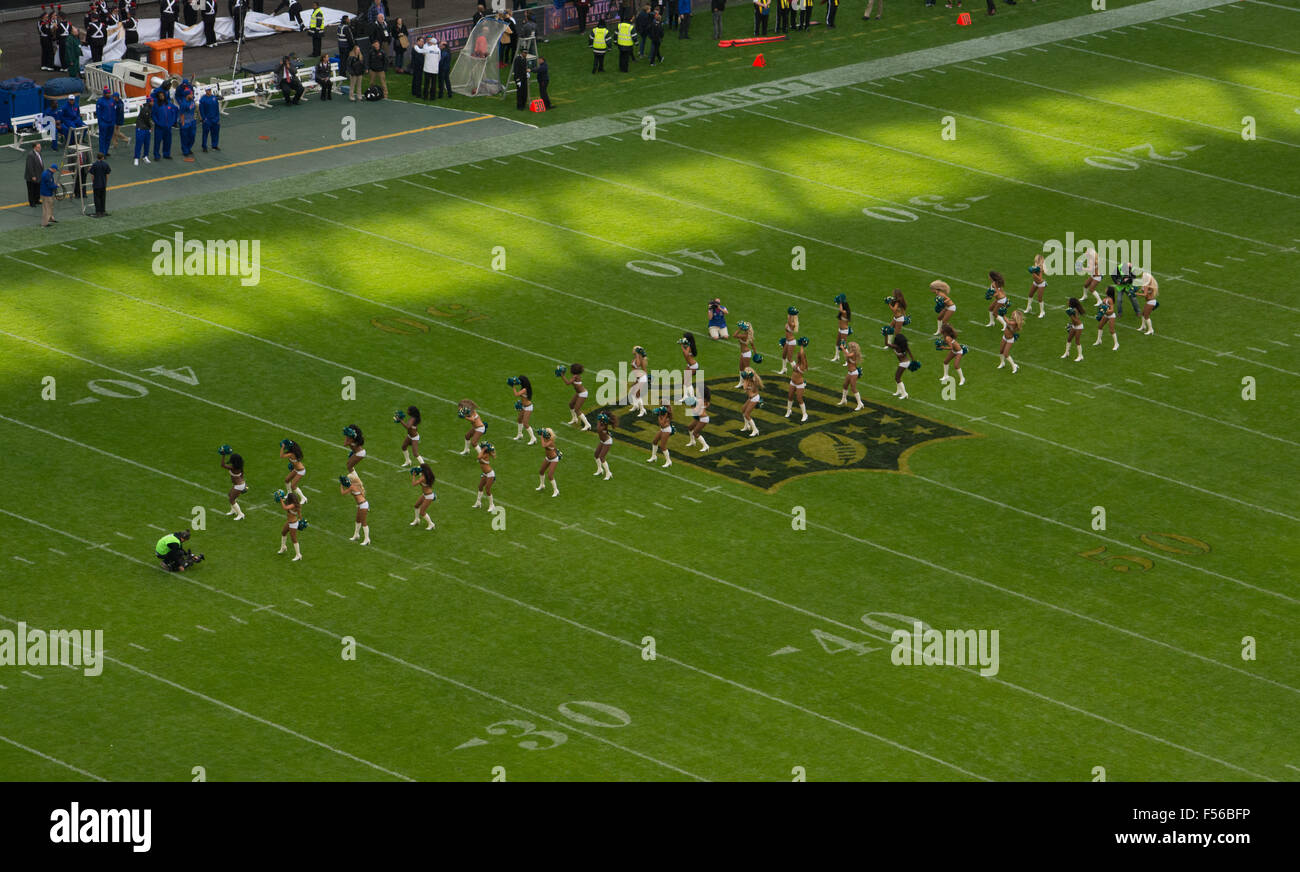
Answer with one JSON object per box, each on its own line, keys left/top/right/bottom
{"left": 155, "top": 530, "right": 203, "bottom": 572}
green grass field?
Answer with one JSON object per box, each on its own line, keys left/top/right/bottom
{"left": 1, "top": 0, "right": 1297, "bottom": 782}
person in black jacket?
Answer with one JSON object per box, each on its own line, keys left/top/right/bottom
{"left": 25, "top": 142, "right": 45, "bottom": 207}
{"left": 367, "top": 39, "right": 389, "bottom": 98}
{"left": 346, "top": 44, "right": 366, "bottom": 100}
{"left": 634, "top": 4, "right": 652, "bottom": 58}
{"left": 512, "top": 49, "right": 529, "bottom": 110}
{"left": 437, "top": 40, "right": 452, "bottom": 99}
{"left": 711, "top": 0, "right": 724, "bottom": 39}
{"left": 89, "top": 152, "right": 111, "bottom": 217}
{"left": 535, "top": 55, "right": 552, "bottom": 110}
{"left": 278, "top": 55, "right": 304, "bottom": 103}
{"left": 648, "top": 11, "right": 664, "bottom": 66}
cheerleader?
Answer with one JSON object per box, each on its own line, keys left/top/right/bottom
{"left": 279, "top": 438, "right": 307, "bottom": 505}
{"left": 628, "top": 346, "right": 650, "bottom": 416}
{"left": 458, "top": 400, "right": 488, "bottom": 454}
{"left": 535, "top": 427, "right": 561, "bottom": 496}
{"left": 985, "top": 271, "right": 1008, "bottom": 327}
{"left": 785, "top": 336, "right": 810, "bottom": 422}
{"left": 409, "top": 464, "right": 436, "bottom": 530}
{"left": 740, "top": 367, "right": 765, "bottom": 435}
{"left": 218, "top": 445, "right": 245, "bottom": 520}
{"left": 881, "top": 290, "right": 908, "bottom": 348}
{"left": 734, "top": 321, "right": 757, "bottom": 388}
{"left": 1137, "top": 273, "right": 1159, "bottom": 335}
{"left": 593, "top": 411, "right": 616, "bottom": 479}
{"left": 1026, "top": 254, "right": 1047, "bottom": 318}
{"left": 932, "top": 280, "right": 956, "bottom": 335}
{"left": 343, "top": 425, "right": 366, "bottom": 473}
{"left": 648, "top": 405, "right": 675, "bottom": 465}
{"left": 274, "top": 490, "right": 304, "bottom": 561}
{"left": 778, "top": 307, "right": 799, "bottom": 374}
{"left": 684, "top": 386, "right": 711, "bottom": 452}
{"left": 395, "top": 405, "right": 425, "bottom": 465}
{"left": 339, "top": 470, "right": 370, "bottom": 545}
{"left": 679, "top": 332, "right": 699, "bottom": 399}
{"left": 560, "top": 363, "right": 592, "bottom": 430}
{"left": 1093, "top": 287, "right": 1119, "bottom": 350}
{"left": 830, "top": 294, "right": 851, "bottom": 361}
{"left": 509, "top": 376, "right": 535, "bottom": 443}
{"left": 1062, "top": 298, "right": 1086, "bottom": 362}
{"left": 937, "top": 323, "right": 967, "bottom": 386}
{"left": 1079, "top": 246, "right": 1103, "bottom": 304}
{"left": 837, "top": 341, "right": 864, "bottom": 410}
{"left": 891, "top": 333, "right": 916, "bottom": 400}
{"left": 997, "top": 309, "right": 1023, "bottom": 373}
{"left": 471, "top": 442, "right": 497, "bottom": 511}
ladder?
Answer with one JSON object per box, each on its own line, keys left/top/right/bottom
{"left": 59, "top": 125, "right": 91, "bottom": 214}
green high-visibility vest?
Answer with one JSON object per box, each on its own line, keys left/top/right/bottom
{"left": 155, "top": 533, "right": 180, "bottom": 556}
{"left": 310, "top": 8, "right": 324, "bottom": 29}
{"left": 616, "top": 22, "right": 634, "bottom": 46}
{"left": 592, "top": 27, "right": 609, "bottom": 49}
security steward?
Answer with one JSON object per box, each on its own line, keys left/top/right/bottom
{"left": 512, "top": 49, "right": 530, "bottom": 110}
{"left": 615, "top": 17, "right": 635, "bottom": 72}
{"left": 308, "top": 2, "right": 326, "bottom": 57}
{"left": 588, "top": 19, "right": 610, "bottom": 73}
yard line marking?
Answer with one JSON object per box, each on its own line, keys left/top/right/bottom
{"left": 480, "top": 549, "right": 500, "bottom": 558}
{"left": 1048, "top": 398, "right": 1070, "bottom": 406}
{"left": 537, "top": 533, "right": 558, "bottom": 542}
{"left": 30, "top": 249, "right": 50, "bottom": 255}
{"left": 164, "top": 634, "right": 183, "bottom": 642}
{"left": 585, "top": 140, "right": 603, "bottom": 146}
{"left": 229, "top": 615, "right": 248, "bottom": 624}
{"left": 294, "top": 599, "right": 314, "bottom": 608}
{"left": 652, "top": 502, "right": 674, "bottom": 511}
{"left": 346, "top": 187, "right": 363, "bottom": 194}
{"left": 1000, "top": 412, "right": 1020, "bottom": 419}
{"left": 389, "top": 573, "right": 407, "bottom": 581}
{"left": 444, "top": 168, "right": 461, "bottom": 174}
{"left": 60, "top": 243, "right": 76, "bottom": 250}
{"left": 561, "top": 144, "right": 578, "bottom": 150}
{"left": 1204, "top": 262, "right": 1223, "bottom": 268}
{"left": 1031, "top": 46, "right": 1050, "bottom": 51}
{"left": 21, "top": 671, "right": 43, "bottom": 680}
{"left": 1148, "top": 372, "right": 1170, "bottom": 379}
{"left": 682, "top": 495, "right": 702, "bottom": 503}
{"left": 169, "top": 223, "right": 185, "bottom": 230}
{"left": 48, "top": 548, "right": 66, "bottom": 555}
{"left": 1182, "top": 268, "right": 1199, "bottom": 274}
{"left": 491, "top": 159, "right": 510, "bottom": 165}
{"left": 146, "top": 523, "right": 166, "bottom": 531}
{"left": 296, "top": 197, "right": 313, "bottom": 204}
{"left": 1125, "top": 378, "right": 1144, "bottom": 386}
{"left": 624, "top": 510, "right": 646, "bottom": 518}
{"left": 128, "top": 642, "right": 150, "bottom": 652}
{"left": 86, "top": 238, "right": 102, "bottom": 245}
{"left": 246, "top": 208, "right": 263, "bottom": 214}
{"left": 1199, "top": 359, "right": 1220, "bottom": 366}
{"left": 0, "top": 735, "right": 106, "bottom": 782}
{"left": 509, "top": 541, "right": 527, "bottom": 550}
{"left": 538, "top": 149, "right": 554, "bottom": 155}
{"left": 1024, "top": 405, "right": 1046, "bottom": 412}
{"left": 327, "top": 589, "right": 346, "bottom": 599}
{"left": 1063, "top": 44, "right": 1300, "bottom": 100}
{"left": 1226, "top": 256, "right": 1246, "bottom": 262}
{"left": 1250, "top": 250, "right": 1269, "bottom": 255}
{"left": 1171, "top": 364, "right": 1195, "bottom": 373}
{"left": 1158, "top": 20, "right": 1299, "bottom": 53}
{"left": 196, "top": 625, "right": 215, "bottom": 633}
{"left": 447, "top": 555, "right": 468, "bottom": 565}
{"left": 596, "top": 517, "right": 617, "bottom": 526}
{"left": 114, "top": 531, "right": 133, "bottom": 539}
{"left": 321, "top": 192, "right": 338, "bottom": 199}
{"left": 11, "top": 556, "right": 34, "bottom": 565}
{"left": 251, "top": 604, "right": 276, "bottom": 613}
{"left": 1077, "top": 392, "right": 1096, "bottom": 398}
{"left": 1269, "top": 340, "right": 1289, "bottom": 347}
{"left": 606, "top": 135, "right": 623, "bottom": 141}
{"left": 1247, "top": 347, "right": 1270, "bottom": 355}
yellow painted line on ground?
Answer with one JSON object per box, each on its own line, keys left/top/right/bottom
{"left": 2, "top": 114, "right": 494, "bottom": 210}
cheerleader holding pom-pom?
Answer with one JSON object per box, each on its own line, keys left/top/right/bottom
{"left": 1136, "top": 273, "right": 1159, "bottom": 335}
{"left": 734, "top": 322, "right": 757, "bottom": 388}
{"left": 1062, "top": 298, "right": 1086, "bottom": 362}
{"left": 279, "top": 438, "right": 307, "bottom": 505}
{"left": 471, "top": 443, "right": 497, "bottom": 511}
{"left": 997, "top": 309, "right": 1024, "bottom": 374}
{"left": 985, "top": 271, "right": 1008, "bottom": 327}
{"left": 395, "top": 406, "right": 425, "bottom": 466}
{"left": 458, "top": 400, "right": 488, "bottom": 454}
{"left": 837, "top": 341, "right": 864, "bottom": 410}
{"left": 892, "top": 334, "right": 920, "bottom": 400}
{"left": 274, "top": 490, "right": 306, "bottom": 562}
{"left": 684, "top": 387, "right": 712, "bottom": 453}
{"left": 1093, "top": 287, "right": 1120, "bottom": 351}
{"left": 778, "top": 307, "right": 799, "bottom": 374}
{"left": 785, "top": 337, "right": 810, "bottom": 422}
{"left": 1027, "top": 254, "right": 1047, "bottom": 318}
{"left": 535, "top": 427, "right": 562, "bottom": 497}
{"left": 593, "top": 412, "right": 617, "bottom": 479}
{"left": 648, "top": 405, "right": 675, "bottom": 467}
{"left": 830, "top": 294, "right": 851, "bottom": 362}
{"left": 218, "top": 445, "right": 246, "bottom": 520}
{"left": 508, "top": 376, "right": 535, "bottom": 443}
{"left": 679, "top": 332, "right": 699, "bottom": 399}
{"left": 740, "top": 368, "right": 765, "bottom": 435}
{"left": 409, "top": 464, "right": 436, "bottom": 530}
{"left": 932, "top": 280, "right": 956, "bottom": 335}
{"left": 881, "top": 290, "right": 908, "bottom": 348}
{"left": 558, "top": 363, "right": 591, "bottom": 430}
{"left": 343, "top": 425, "right": 366, "bottom": 473}
{"left": 339, "top": 470, "right": 370, "bottom": 546}
{"left": 936, "top": 323, "right": 967, "bottom": 386}
{"left": 627, "top": 346, "right": 650, "bottom": 416}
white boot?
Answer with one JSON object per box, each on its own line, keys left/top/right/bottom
{"left": 785, "top": 402, "right": 793, "bottom": 418}
{"left": 579, "top": 413, "right": 591, "bottom": 431}
{"left": 1061, "top": 342, "right": 1070, "bottom": 359}
{"left": 799, "top": 403, "right": 807, "bottom": 422}
{"left": 662, "top": 451, "right": 672, "bottom": 468}
{"left": 602, "top": 460, "right": 612, "bottom": 480}
{"left": 536, "top": 475, "right": 546, "bottom": 491}
{"left": 853, "top": 392, "right": 863, "bottom": 410}
{"left": 1008, "top": 356, "right": 1018, "bottom": 374}
{"left": 294, "top": 487, "right": 307, "bottom": 505}
{"left": 697, "top": 436, "right": 709, "bottom": 453}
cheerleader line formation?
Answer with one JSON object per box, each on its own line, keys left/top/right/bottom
{"left": 211, "top": 253, "right": 1159, "bottom": 560}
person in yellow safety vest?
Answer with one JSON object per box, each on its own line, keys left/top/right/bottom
{"left": 308, "top": 2, "right": 325, "bottom": 58}
{"left": 776, "top": 0, "right": 790, "bottom": 32}
{"left": 615, "top": 19, "right": 636, "bottom": 72}
{"left": 589, "top": 19, "right": 611, "bottom": 73}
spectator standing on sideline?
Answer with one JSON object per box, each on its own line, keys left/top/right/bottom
{"left": 308, "top": 2, "right": 325, "bottom": 56}
{"left": 346, "top": 44, "right": 366, "bottom": 100}
{"left": 535, "top": 55, "right": 552, "bottom": 109}
{"left": 472, "top": 2, "right": 486, "bottom": 25}
{"left": 133, "top": 97, "right": 152, "bottom": 165}
{"left": 65, "top": 26, "right": 83, "bottom": 78}
{"left": 40, "top": 162, "right": 59, "bottom": 227}
{"left": 367, "top": 39, "right": 389, "bottom": 97}
{"left": 89, "top": 153, "right": 110, "bottom": 217}
{"left": 202, "top": 0, "right": 217, "bottom": 46}
{"left": 112, "top": 92, "right": 128, "bottom": 147}
{"left": 616, "top": 17, "right": 635, "bottom": 71}
{"left": 279, "top": 55, "right": 305, "bottom": 103}
{"left": 153, "top": 94, "right": 176, "bottom": 160}
{"left": 369, "top": 13, "right": 391, "bottom": 61}
{"left": 177, "top": 90, "right": 197, "bottom": 156}
{"left": 678, "top": 0, "right": 691, "bottom": 37}
{"left": 667, "top": 0, "right": 677, "bottom": 29}
{"left": 634, "top": 4, "right": 652, "bottom": 57}
{"left": 315, "top": 55, "right": 335, "bottom": 98}
{"left": 777, "top": 0, "right": 790, "bottom": 32}
{"left": 575, "top": 0, "right": 590, "bottom": 33}
{"left": 337, "top": 16, "right": 356, "bottom": 66}
{"left": 437, "top": 40, "right": 453, "bottom": 99}
{"left": 24, "top": 143, "right": 44, "bottom": 208}
{"left": 95, "top": 87, "right": 116, "bottom": 156}
{"left": 647, "top": 9, "right": 664, "bottom": 64}
{"left": 823, "top": 0, "right": 837, "bottom": 27}
{"left": 199, "top": 87, "right": 221, "bottom": 150}
{"left": 589, "top": 20, "right": 610, "bottom": 73}
{"left": 863, "top": 0, "right": 881, "bottom": 19}
{"left": 413, "top": 35, "right": 440, "bottom": 98}
{"left": 39, "top": 10, "right": 56, "bottom": 71}
{"left": 512, "top": 48, "right": 529, "bottom": 110}
{"left": 391, "top": 17, "right": 409, "bottom": 71}
{"left": 499, "top": 11, "right": 518, "bottom": 70}
{"left": 795, "top": 0, "right": 809, "bottom": 29}
{"left": 520, "top": 11, "right": 537, "bottom": 52}
{"left": 754, "top": 0, "right": 769, "bottom": 35}
{"left": 711, "top": 0, "right": 725, "bottom": 40}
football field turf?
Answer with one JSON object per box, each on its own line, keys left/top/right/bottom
{"left": 0, "top": 0, "right": 1297, "bottom": 781}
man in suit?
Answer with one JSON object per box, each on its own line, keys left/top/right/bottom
{"left": 89, "top": 152, "right": 111, "bottom": 217}
{"left": 25, "top": 142, "right": 45, "bottom": 208}
{"left": 437, "top": 40, "right": 452, "bottom": 99}
{"left": 279, "top": 55, "right": 305, "bottom": 103}
{"left": 512, "top": 49, "right": 529, "bottom": 110}
{"left": 535, "top": 55, "right": 552, "bottom": 110}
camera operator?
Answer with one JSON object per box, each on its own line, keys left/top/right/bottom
{"left": 154, "top": 530, "right": 203, "bottom": 572}
{"left": 1112, "top": 261, "right": 1141, "bottom": 317}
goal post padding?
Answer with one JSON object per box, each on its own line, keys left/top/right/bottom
{"left": 450, "top": 19, "right": 509, "bottom": 97}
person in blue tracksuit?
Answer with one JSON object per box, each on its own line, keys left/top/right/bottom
{"left": 56, "top": 96, "right": 84, "bottom": 149}
{"left": 94, "top": 87, "right": 116, "bottom": 156}
{"left": 199, "top": 89, "right": 221, "bottom": 152}
{"left": 39, "top": 163, "right": 60, "bottom": 227}
{"left": 152, "top": 94, "right": 176, "bottom": 160}
{"left": 177, "top": 93, "right": 197, "bottom": 156}
{"left": 112, "top": 92, "right": 128, "bottom": 148}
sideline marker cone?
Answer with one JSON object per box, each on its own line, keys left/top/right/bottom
{"left": 752, "top": 53, "right": 766, "bottom": 68}
{"left": 957, "top": 12, "right": 971, "bottom": 25}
